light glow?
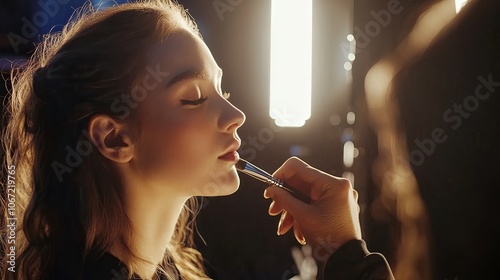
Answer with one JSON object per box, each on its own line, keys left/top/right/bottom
{"left": 347, "top": 111, "right": 355, "bottom": 124}
{"left": 344, "top": 62, "right": 352, "bottom": 71}
{"left": 270, "top": 0, "right": 312, "bottom": 127}
{"left": 343, "top": 141, "right": 355, "bottom": 167}
{"left": 455, "top": 0, "right": 468, "bottom": 13}
{"left": 342, "top": 171, "right": 355, "bottom": 187}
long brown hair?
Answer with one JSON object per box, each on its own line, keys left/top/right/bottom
{"left": 1, "top": 1, "right": 209, "bottom": 279}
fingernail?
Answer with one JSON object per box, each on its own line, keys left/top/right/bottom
{"left": 268, "top": 200, "right": 275, "bottom": 214}
{"left": 300, "top": 237, "right": 307, "bottom": 245}
{"left": 264, "top": 189, "right": 270, "bottom": 199}
{"left": 277, "top": 214, "right": 284, "bottom": 235}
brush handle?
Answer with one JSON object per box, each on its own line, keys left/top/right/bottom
{"left": 251, "top": 170, "right": 312, "bottom": 204}
{"left": 237, "top": 159, "right": 312, "bottom": 204}
{"left": 274, "top": 179, "right": 312, "bottom": 204}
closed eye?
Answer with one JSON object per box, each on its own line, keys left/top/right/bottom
{"left": 180, "top": 96, "right": 208, "bottom": 106}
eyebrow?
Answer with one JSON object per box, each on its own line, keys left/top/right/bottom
{"left": 166, "top": 68, "right": 223, "bottom": 88}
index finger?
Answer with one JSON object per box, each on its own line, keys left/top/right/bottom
{"left": 272, "top": 157, "right": 348, "bottom": 200}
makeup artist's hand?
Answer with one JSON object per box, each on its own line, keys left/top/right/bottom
{"left": 264, "top": 157, "right": 362, "bottom": 262}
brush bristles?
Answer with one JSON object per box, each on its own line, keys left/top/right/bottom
{"left": 235, "top": 159, "right": 248, "bottom": 171}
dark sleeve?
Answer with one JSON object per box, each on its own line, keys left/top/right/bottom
{"left": 82, "top": 252, "right": 131, "bottom": 280}
{"left": 322, "top": 239, "right": 395, "bottom": 280}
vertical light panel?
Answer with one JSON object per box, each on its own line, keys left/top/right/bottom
{"left": 270, "top": 0, "right": 312, "bottom": 127}
{"left": 455, "top": 0, "right": 468, "bottom": 13}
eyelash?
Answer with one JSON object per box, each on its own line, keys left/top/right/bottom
{"left": 180, "top": 96, "right": 208, "bottom": 106}
{"left": 179, "top": 90, "right": 230, "bottom": 106}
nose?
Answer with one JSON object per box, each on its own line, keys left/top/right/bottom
{"left": 218, "top": 99, "right": 246, "bottom": 133}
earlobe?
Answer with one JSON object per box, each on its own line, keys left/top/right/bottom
{"left": 88, "top": 114, "right": 135, "bottom": 163}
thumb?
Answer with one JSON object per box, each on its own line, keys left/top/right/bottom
{"left": 265, "top": 185, "right": 311, "bottom": 220}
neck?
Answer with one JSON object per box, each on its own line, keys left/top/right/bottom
{"left": 110, "top": 173, "right": 189, "bottom": 279}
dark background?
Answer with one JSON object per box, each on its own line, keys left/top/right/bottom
{"left": 1, "top": 0, "right": 499, "bottom": 279}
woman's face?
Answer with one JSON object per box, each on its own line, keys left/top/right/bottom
{"left": 131, "top": 28, "right": 246, "bottom": 198}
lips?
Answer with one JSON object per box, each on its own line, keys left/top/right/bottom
{"left": 218, "top": 140, "right": 241, "bottom": 162}
{"left": 218, "top": 150, "right": 240, "bottom": 162}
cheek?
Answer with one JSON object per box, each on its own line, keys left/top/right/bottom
{"left": 165, "top": 113, "right": 210, "bottom": 154}
{"left": 136, "top": 108, "right": 216, "bottom": 185}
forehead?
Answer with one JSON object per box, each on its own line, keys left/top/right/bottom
{"left": 147, "top": 29, "right": 219, "bottom": 77}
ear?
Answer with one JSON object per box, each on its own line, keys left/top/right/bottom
{"left": 88, "top": 114, "right": 136, "bottom": 163}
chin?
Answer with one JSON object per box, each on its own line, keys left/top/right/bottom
{"left": 197, "top": 167, "right": 240, "bottom": 197}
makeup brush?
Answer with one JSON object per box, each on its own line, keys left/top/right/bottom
{"left": 235, "top": 158, "right": 311, "bottom": 204}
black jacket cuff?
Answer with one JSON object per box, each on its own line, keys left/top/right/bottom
{"left": 322, "top": 239, "right": 395, "bottom": 280}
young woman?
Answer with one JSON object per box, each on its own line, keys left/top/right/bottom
{"left": 1, "top": 1, "right": 394, "bottom": 279}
